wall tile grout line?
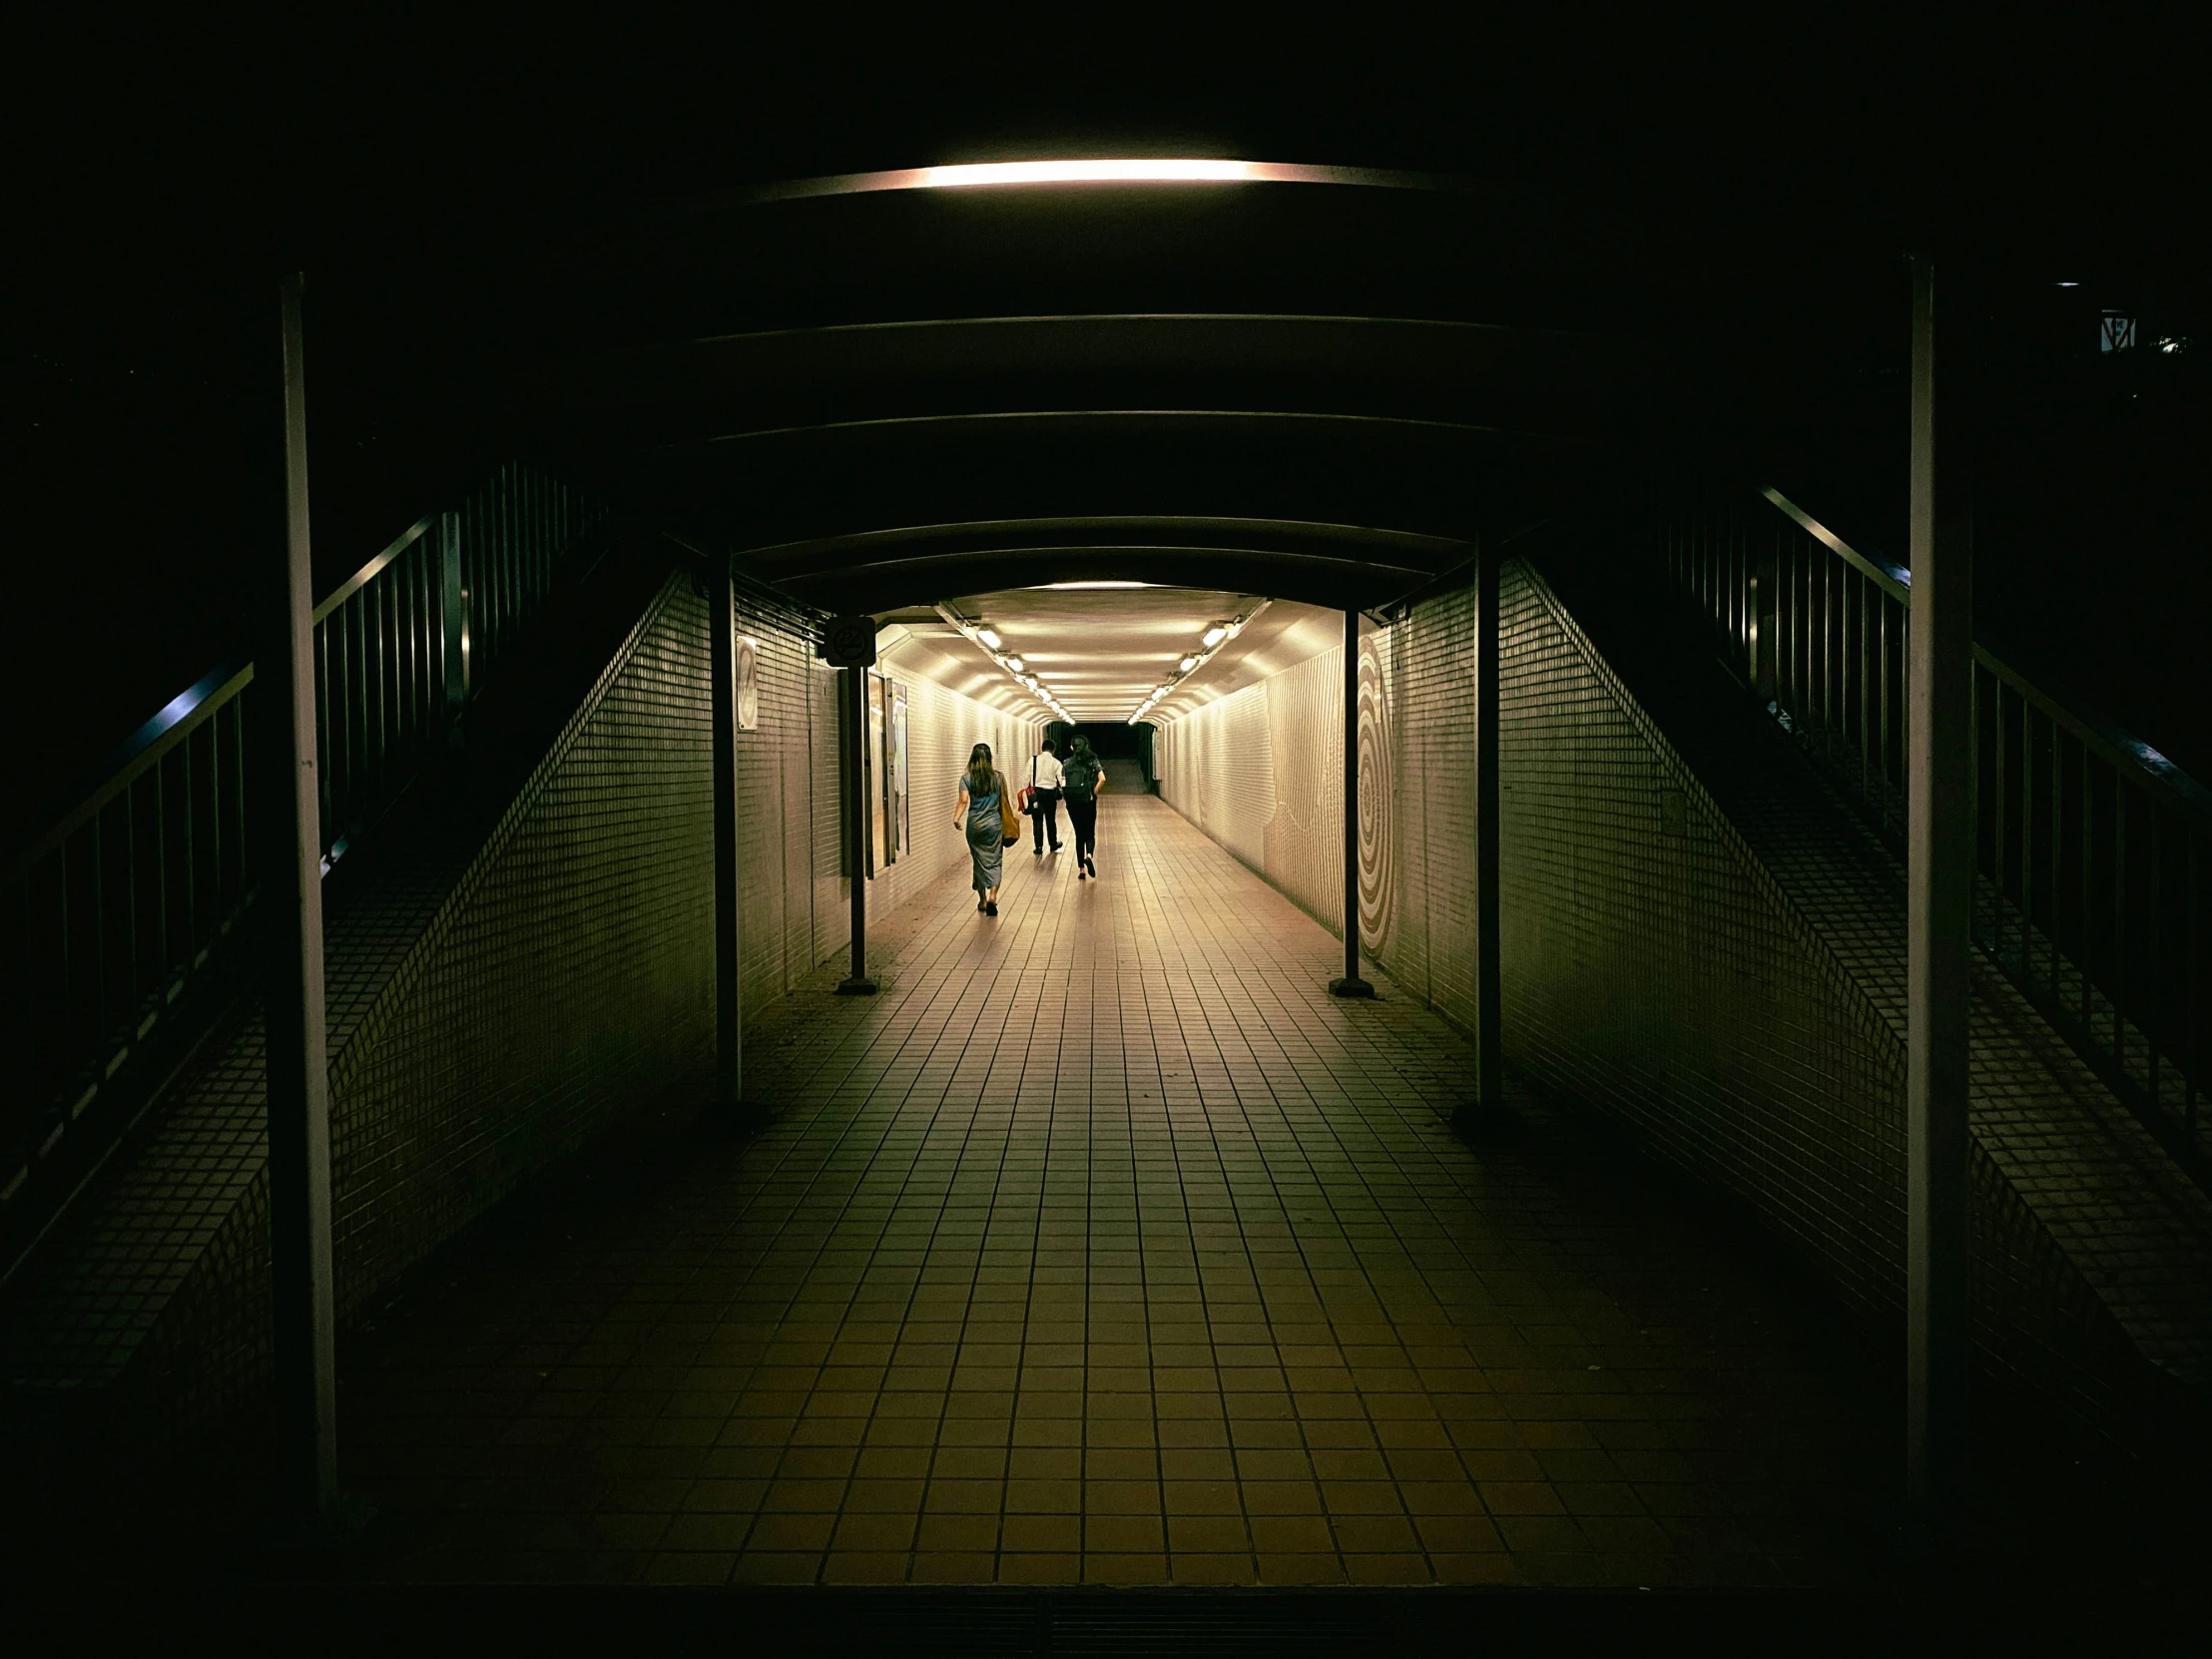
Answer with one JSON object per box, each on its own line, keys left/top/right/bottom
{"left": 343, "top": 787, "right": 1900, "bottom": 1590}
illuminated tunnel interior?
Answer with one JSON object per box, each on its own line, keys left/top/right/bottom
{"left": 5, "top": 147, "right": 2208, "bottom": 1631}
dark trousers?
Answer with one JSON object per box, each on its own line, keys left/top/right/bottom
{"left": 1030, "top": 790, "right": 1061, "bottom": 849}
{"left": 1065, "top": 796, "right": 1098, "bottom": 861}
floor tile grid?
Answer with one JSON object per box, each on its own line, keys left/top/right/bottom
{"left": 1123, "top": 818, "right": 1521, "bottom": 1583}
{"left": 1097, "top": 827, "right": 1858, "bottom": 1574}
{"left": 649, "top": 811, "right": 1419, "bottom": 1582}
{"left": 340, "top": 801, "right": 1885, "bottom": 1592}
{"left": 787, "top": 818, "right": 1636, "bottom": 1583}
{"left": 1117, "top": 821, "right": 1518, "bottom": 1582}
{"left": 701, "top": 844, "right": 1128, "bottom": 1580}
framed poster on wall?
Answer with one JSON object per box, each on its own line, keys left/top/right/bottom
{"left": 866, "top": 670, "right": 888, "bottom": 873}
{"left": 735, "top": 635, "right": 759, "bottom": 731}
{"left": 889, "top": 679, "right": 909, "bottom": 860}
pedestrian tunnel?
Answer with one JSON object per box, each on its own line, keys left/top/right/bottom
{"left": 4, "top": 159, "right": 2207, "bottom": 1592}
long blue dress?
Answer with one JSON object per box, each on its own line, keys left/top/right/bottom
{"left": 966, "top": 780, "right": 1004, "bottom": 892}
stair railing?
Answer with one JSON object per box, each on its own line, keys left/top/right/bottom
{"left": 0, "top": 463, "right": 604, "bottom": 1272}
{"left": 1659, "top": 483, "right": 2210, "bottom": 1175}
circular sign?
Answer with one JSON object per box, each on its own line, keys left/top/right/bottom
{"left": 735, "top": 636, "right": 760, "bottom": 730}
{"left": 825, "top": 616, "right": 877, "bottom": 667}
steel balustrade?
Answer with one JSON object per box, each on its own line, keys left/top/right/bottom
{"left": 0, "top": 463, "right": 603, "bottom": 1268}
{"left": 1659, "top": 483, "right": 2211, "bottom": 1175}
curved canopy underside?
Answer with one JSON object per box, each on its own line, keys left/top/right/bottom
{"left": 486, "top": 170, "right": 1759, "bottom": 616}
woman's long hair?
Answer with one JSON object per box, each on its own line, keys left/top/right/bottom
{"left": 966, "top": 744, "right": 997, "bottom": 796}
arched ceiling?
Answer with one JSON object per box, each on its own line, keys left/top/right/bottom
{"left": 489, "top": 166, "right": 1747, "bottom": 615}
{"left": 874, "top": 583, "right": 1337, "bottom": 727}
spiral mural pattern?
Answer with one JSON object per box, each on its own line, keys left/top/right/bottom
{"left": 1356, "top": 636, "right": 1395, "bottom": 954}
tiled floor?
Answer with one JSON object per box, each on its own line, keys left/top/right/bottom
{"left": 344, "top": 793, "right": 1895, "bottom": 1587}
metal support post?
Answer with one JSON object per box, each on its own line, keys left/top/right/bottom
{"left": 1330, "top": 607, "right": 1375, "bottom": 998}
{"left": 440, "top": 511, "right": 467, "bottom": 749}
{"left": 1457, "top": 543, "right": 1505, "bottom": 1132}
{"left": 1905, "top": 254, "right": 1973, "bottom": 1553}
{"left": 707, "top": 562, "right": 754, "bottom": 1104}
{"left": 835, "top": 662, "right": 877, "bottom": 994}
{"left": 262, "top": 273, "right": 338, "bottom": 1519}
{"left": 1752, "top": 522, "right": 1780, "bottom": 705}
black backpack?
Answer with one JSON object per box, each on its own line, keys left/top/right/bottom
{"left": 1063, "top": 758, "right": 1102, "bottom": 801}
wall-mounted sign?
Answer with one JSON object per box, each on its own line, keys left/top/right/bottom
{"left": 735, "top": 635, "right": 759, "bottom": 731}
{"left": 823, "top": 616, "right": 878, "bottom": 667}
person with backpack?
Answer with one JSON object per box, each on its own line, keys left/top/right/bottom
{"left": 1060, "top": 735, "right": 1106, "bottom": 879}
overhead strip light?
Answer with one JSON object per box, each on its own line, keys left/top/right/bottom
{"left": 934, "top": 603, "right": 1070, "bottom": 723}
{"left": 725, "top": 161, "right": 1443, "bottom": 209}
{"left": 1127, "top": 600, "right": 1272, "bottom": 724}
{"left": 920, "top": 159, "right": 1270, "bottom": 188}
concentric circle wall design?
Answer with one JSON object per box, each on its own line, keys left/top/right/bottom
{"left": 1356, "top": 637, "right": 1395, "bottom": 954}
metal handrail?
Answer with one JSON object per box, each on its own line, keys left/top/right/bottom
{"left": 310, "top": 515, "right": 435, "bottom": 628}
{"left": 1757, "top": 487, "right": 2212, "bottom": 827}
{"left": 1, "top": 463, "right": 603, "bottom": 1255}
{"left": 1759, "top": 486, "right": 1913, "bottom": 601}
{"left": 1661, "top": 482, "right": 2209, "bottom": 1168}
{"left": 4, "top": 660, "right": 257, "bottom": 883}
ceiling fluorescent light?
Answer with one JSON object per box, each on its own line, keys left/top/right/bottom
{"left": 917, "top": 159, "right": 1267, "bottom": 189}
{"left": 1178, "top": 656, "right": 1199, "bottom": 673}
{"left": 1201, "top": 626, "right": 1228, "bottom": 648}
{"left": 977, "top": 627, "right": 1002, "bottom": 650}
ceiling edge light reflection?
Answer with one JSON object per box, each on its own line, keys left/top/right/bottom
{"left": 1128, "top": 599, "right": 1273, "bottom": 724}
{"left": 934, "top": 603, "right": 1069, "bottom": 723}
{"left": 724, "top": 161, "right": 1448, "bottom": 209}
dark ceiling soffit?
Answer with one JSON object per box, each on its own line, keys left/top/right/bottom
{"left": 735, "top": 516, "right": 1470, "bottom": 569}
{"left": 530, "top": 313, "right": 1669, "bottom": 412}
{"left": 756, "top": 544, "right": 1433, "bottom": 584}
{"left": 567, "top": 309, "right": 1618, "bottom": 365}
{"left": 665, "top": 409, "right": 1548, "bottom": 454}
{"left": 759, "top": 549, "right": 1439, "bottom": 615}
{"left": 648, "top": 526, "right": 830, "bottom": 632}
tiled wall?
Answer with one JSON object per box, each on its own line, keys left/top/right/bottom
{"left": 325, "top": 583, "right": 1037, "bottom": 1304}
{"left": 326, "top": 576, "right": 720, "bottom": 1303}
{"left": 1156, "top": 558, "right": 2173, "bottom": 1442}
{"left": 1157, "top": 646, "right": 1345, "bottom": 940}
{"left": 1483, "top": 564, "right": 1908, "bottom": 1316}
{"left": 59, "top": 568, "right": 1033, "bottom": 1468}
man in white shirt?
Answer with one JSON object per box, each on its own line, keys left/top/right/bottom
{"left": 1026, "top": 739, "right": 1065, "bottom": 855}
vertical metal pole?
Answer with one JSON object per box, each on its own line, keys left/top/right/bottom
{"left": 1329, "top": 607, "right": 1374, "bottom": 998}
{"left": 440, "top": 512, "right": 466, "bottom": 750}
{"left": 836, "top": 663, "right": 877, "bottom": 994}
{"left": 2188, "top": 832, "right": 2201, "bottom": 1136}
{"left": 1992, "top": 681, "right": 2008, "bottom": 950}
{"left": 708, "top": 562, "right": 746, "bottom": 1105}
{"left": 1752, "top": 523, "right": 1779, "bottom": 705}
{"left": 264, "top": 273, "right": 338, "bottom": 1520}
{"left": 2020, "top": 707, "right": 2035, "bottom": 982}
{"left": 2114, "top": 788, "right": 2129, "bottom": 1065}
{"left": 1458, "top": 543, "right": 1504, "bottom": 1130}
{"left": 1905, "top": 255, "right": 1972, "bottom": 1553}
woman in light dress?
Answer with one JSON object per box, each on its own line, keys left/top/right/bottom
{"left": 954, "top": 743, "right": 1017, "bottom": 915}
